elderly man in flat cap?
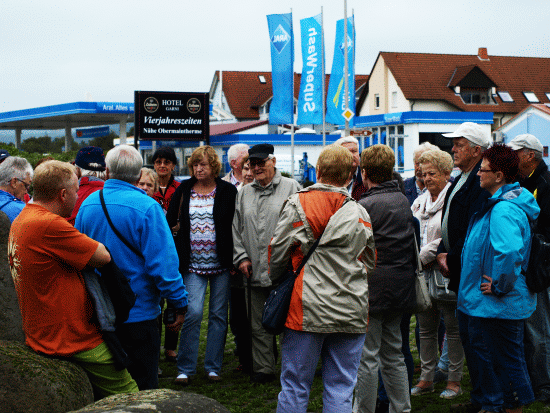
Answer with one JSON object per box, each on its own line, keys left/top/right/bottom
{"left": 232, "top": 143, "right": 301, "bottom": 384}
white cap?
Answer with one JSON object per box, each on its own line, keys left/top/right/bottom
{"left": 442, "top": 122, "right": 491, "bottom": 148}
{"left": 507, "top": 134, "right": 543, "bottom": 153}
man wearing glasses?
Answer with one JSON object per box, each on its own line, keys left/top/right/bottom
{"left": 233, "top": 143, "right": 301, "bottom": 384}
{"left": 437, "top": 122, "right": 494, "bottom": 413}
{"left": 0, "top": 156, "right": 32, "bottom": 222}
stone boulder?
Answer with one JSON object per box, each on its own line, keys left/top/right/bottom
{"left": 69, "top": 389, "right": 230, "bottom": 413}
{"left": 0, "top": 211, "right": 24, "bottom": 342}
{"left": 0, "top": 340, "right": 94, "bottom": 413}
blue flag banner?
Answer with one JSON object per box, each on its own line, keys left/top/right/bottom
{"left": 267, "top": 13, "right": 294, "bottom": 125}
{"left": 297, "top": 14, "right": 324, "bottom": 125}
{"left": 326, "top": 16, "right": 355, "bottom": 125}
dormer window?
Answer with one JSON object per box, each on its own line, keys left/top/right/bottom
{"left": 259, "top": 75, "right": 266, "bottom": 84}
{"left": 524, "top": 92, "right": 539, "bottom": 103}
{"left": 460, "top": 88, "right": 496, "bottom": 105}
{"left": 448, "top": 65, "right": 497, "bottom": 105}
{"left": 546, "top": 93, "right": 550, "bottom": 101}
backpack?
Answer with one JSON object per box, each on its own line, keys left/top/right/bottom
{"left": 523, "top": 220, "right": 550, "bottom": 293}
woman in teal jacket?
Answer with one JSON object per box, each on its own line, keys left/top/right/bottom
{"left": 459, "top": 144, "right": 539, "bottom": 413}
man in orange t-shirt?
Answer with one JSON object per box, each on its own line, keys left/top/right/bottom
{"left": 8, "top": 160, "right": 137, "bottom": 398}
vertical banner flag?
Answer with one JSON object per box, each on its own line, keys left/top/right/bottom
{"left": 267, "top": 13, "right": 294, "bottom": 125}
{"left": 297, "top": 14, "right": 324, "bottom": 125}
{"left": 326, "top": 16, "right": 355, "bottom": 125}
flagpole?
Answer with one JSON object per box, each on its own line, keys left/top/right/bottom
{"left": 321, "top": 7, "right": 326, "bottom": 147}
{"left": 344, "top": 0, "right": 350, "bottom": 136}
{"left": 290, "top": 8, "right": 295, "bottom": 178}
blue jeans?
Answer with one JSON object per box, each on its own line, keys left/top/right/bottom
{"left": 457, "top": 310, "right": 503, "bottom": 411}
{"left": 277, "top": 329, "right": 365, "bottom": 413}
{"left": 524, "top": 289, "right": 550, "bottom": 400}
{"left": 176, "top": 271, "right": 230, "bottom": 376}
{"left": 479, "top": 317, "right": 534, "bottom": 409}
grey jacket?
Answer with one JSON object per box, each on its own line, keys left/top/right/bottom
{"left": 232, "top": 169, "right": 301, "bottom": 287}
{"left": 269, "top": 184, "right": 375, "bottom": 333}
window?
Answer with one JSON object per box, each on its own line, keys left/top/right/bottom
{"left": 497, "top": 91, "right": 514, "bottom": 102}
{"left": 460, "top": 89, "right": 495, "bottom": 105}
{"left": 258, "top": 75, "right": 266, "bottom": 84}
{"left": 523, "top": 92, "right": 539, "bottom": 103}
{"left": 545, "top": 93, "right": 550, "bottom": 101}
{"left": 375, "top": 94, "right": 380, "bottom": 109}
{"left": 392, "top": 91, "right": 398, "bottom": 108}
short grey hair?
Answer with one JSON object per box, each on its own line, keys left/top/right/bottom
{"left": 413, "top": 142, "right": 439, "bottom": 158}
{"left": 106, "top": 145, "right": 143, "bottom": 183}
{"left": 0, "top": 156, "right": 33, "bottom": 186}
{"left": 227, "top": 143, "right": 250, "bottom": 163}
{"left": 334, "top": 136, "right": 359, "bottom": 146}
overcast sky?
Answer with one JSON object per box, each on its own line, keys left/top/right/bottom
{"left": 1, "top": 0, "right": 548, "bottom": 114}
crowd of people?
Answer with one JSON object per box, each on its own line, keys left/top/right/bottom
{"left": 1, "top": 121, "right": 549, "bottom": 413}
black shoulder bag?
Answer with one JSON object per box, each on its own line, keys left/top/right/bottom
{"left": 261, "top": 234, "right": 323, "bottom": 335}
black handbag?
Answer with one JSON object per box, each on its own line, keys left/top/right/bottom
{"left": 261, "top": 234, "right": 323, "bottom": 335}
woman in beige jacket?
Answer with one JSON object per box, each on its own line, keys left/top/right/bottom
{"left": 411, "top": 149, "right": 465, "bottom": 400}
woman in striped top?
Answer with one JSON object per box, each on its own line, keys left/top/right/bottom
{"left": 167, "top": 146, "right": 237, "bottom": 385}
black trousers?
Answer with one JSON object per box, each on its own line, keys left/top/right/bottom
{"left": 117, "top": 318, "right": 160, "bottom": 390}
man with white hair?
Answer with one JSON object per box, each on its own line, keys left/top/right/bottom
{"left": 334, "top": 136, "right": 366, "bottom": 200}
{"left": 223, "top": 143, "right": 250, "bottom": 187}
{"left": 76, "top": 145, "right": 189, "bottom": 391}
{"left": 403, "top": 142, "right": 439, "bottom": 205}
{"left": 437, "top": 122, "right": 494, "bottom": 413}
{"left": 507, "top": 133, "right": 550, "bottom": 403}
{"left": 0, "top": 156, "right": 33, "bottom": 222}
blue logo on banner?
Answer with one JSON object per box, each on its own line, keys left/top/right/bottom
{"left": 271, "top": 25, "right": 290, "bottom": 53}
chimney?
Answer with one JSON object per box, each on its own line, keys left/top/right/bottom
{"left": 478, "top": 47, "right": 489, "bottom": 60}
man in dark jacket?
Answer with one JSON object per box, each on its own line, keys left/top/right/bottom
{"left": 508, "top": 134, "right": 550, "bottom": 402}
{"left": 437, "top": 122, "right": 494, "bottom": 413}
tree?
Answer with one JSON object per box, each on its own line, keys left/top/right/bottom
{"left": 20, "top": 136, "right": 52, "bottom": 154}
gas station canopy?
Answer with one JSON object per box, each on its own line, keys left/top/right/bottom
{"left": 0, "top": 101, "right": 134, "bottom": 148}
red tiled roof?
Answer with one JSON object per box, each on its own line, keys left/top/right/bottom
{"left": 210, "top": 119, "right": 268, "bottom": 136}
{"left": 215, "top": 71, "right": 369, "bottom": 120}
{"left": 379, "top": 51, "right": 550, "bottom": 113}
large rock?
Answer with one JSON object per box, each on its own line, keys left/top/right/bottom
{"left": 0, "top": 211, "right": 24, "bottom": 342}
{"left": 0, "top": 340, "right": 94, "bottom": 413}
{"left": 69, "top": 389, "right": 230, "bottom": 413}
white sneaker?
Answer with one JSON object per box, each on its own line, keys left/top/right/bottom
{"left": 175, "top": 373, "right": 189, "bottom": 385}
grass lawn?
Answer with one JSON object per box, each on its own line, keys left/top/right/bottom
{"left": 157, "top": 292, "right": 549, "bottom": 412}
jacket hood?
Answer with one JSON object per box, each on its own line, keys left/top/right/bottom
{"left": 491, "top": 182, "right": 540, "bottom": 222}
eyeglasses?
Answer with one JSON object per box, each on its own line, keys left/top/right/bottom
{"left": 16, "top": 178, "right": 30, "bottom": 190}
{"left": 249, "top": 158, "right": 269, "bottom": 167}
{"left": 478, "top": 169, "right": 495, "bottom": 174}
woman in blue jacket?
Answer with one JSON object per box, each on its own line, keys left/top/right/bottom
{"left": 460, "top": 144, "right": 539, "bottom": 413}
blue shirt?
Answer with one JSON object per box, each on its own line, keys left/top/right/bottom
{"left": 75, "top": 179, "right": 188, "bottom": 323}
{"left": 0, "top": 189, "right": 25, "bottom": 222}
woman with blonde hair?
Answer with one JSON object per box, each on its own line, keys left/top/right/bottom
{"left": 167, "top": 145, "right": 238, "bottom": 384}
{"left": 411, "top": 149, "right": 465, "bottom": 399}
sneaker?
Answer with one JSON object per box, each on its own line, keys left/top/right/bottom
{"left": 175, "top": 373, "right": 189, "bottom": 385}
{"left": 411, "top": 380, "right": 434, "bottom": 396}
{"left": 208, "top": 372, "right": 221, "bottom": 382}
{"left": 440, "top": 386, "right": 463, "bottom": 399}
{"left": 411, "top": 384, "right": 435, "bottom": 396}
